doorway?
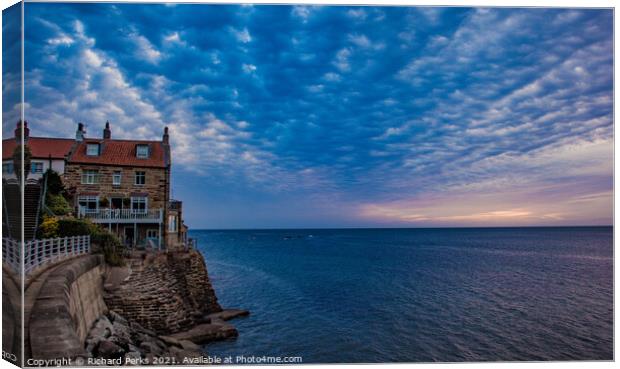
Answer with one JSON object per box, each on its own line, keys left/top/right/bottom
{"left": 124, "top": 227, "right": 135, "bottom": 247}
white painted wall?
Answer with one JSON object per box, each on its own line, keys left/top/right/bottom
{"left": 2, "top": 158, "right": 65, "bottom": 180}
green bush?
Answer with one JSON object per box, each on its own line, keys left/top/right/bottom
{"left": 57, "top": 218, "right": 98, "bottom": 237}
{"left": 42, "top": 169, "right": 64, "bottom": 195}
{"left": 56, "top": 218, "right": 126, "bottom": 266}
{"left": 46, "top": 193, "right": 71, "bottom": 215}
{"left": 38, "top": 216, "right": 60, "bottom": 239}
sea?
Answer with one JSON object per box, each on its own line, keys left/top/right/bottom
{"left": 191, "top": 227, "right": 613, "bottom": 363}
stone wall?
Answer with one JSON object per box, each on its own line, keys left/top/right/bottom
{"left": 63, "top": 163, "right": 169, "bottom": 211}
{"left": 29, "top": 255, "right": 107, "bottom": 360}
{"left": 104, "top": 250, "right": 222, "bottom": 335}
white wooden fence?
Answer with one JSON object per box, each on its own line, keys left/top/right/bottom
{"left": 2, "top": 235, "right": 91, "bottom": 276}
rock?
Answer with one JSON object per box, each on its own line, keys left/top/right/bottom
{"left": 124, "top": 350, "right": 142, "bottom": 364}
{"left": 96, "top": 340, "right": 125, "bottom": 359}
{"left": 139, "top": 340, "right": 165, "bottom": 356}
{"left": 179, "top": 340, "right": 201, "bottom": 351}
{"left": 159, "top": 335, "right": 183, "bottom": 348}
{"left": 169, "top": 346, "right": 202, "bottom": 362}
{"left": 168, "top": 322, "right": 238, "bottom": 344}
{"left": 110, "top": 321, "right": 132, "bottom": 349}
{"left": 88, "top": 316, "right": 113, "bottom": 340}
{"left": 130, "top": 321, "right": 157, "bottom": 337}
{"left": 206, "top": 309, "right": 250, "bottom": 322}
{"left": 109, "top": 310, "right": 129, "bottom": 326}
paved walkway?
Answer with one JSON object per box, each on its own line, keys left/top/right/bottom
{"left": 21, "top": 256, "right": 91, "bottom": 360}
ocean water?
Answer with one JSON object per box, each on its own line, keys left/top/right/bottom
{"left": 192, "top": 227, "right": 613, "bottom": 363}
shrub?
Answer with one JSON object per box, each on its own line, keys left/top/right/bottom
{"left": 95, "top": 231, "right": 125, "bottom": 267}
{"left": 46, "top": 193, "right": 71, "bottom": 215}
{"left": 38, "top": 216, "right": 60, "bottom": 239}
{"left": 56, "top": 218, "right": 125, "bottom": 266}
{"left": 42, "top": 169, "right": 64, "bottom": 195}
{"left": 57, "top": 218, "right": 98, "bottom": 237}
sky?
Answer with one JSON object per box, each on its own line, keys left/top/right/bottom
{"left": 2, "top": 3, "right": 614, "bottom": 228}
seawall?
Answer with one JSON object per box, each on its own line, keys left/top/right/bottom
{"left": 29, "top": 255, "right": 107, "bottom": 360}
{"left": 104, "top": 249, "right": 223, "bottom": 335}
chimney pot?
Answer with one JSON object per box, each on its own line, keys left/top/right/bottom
{"left": 14, "top": 121, "right": 29, "bottom": 143}
{"left": 163, "top": 126, "right": 169, "bottom": 145}
{"left": 76, "top": 122, "right": 85, "bottom": 142}
{"left": 103, "top": 121, "right": 111, "bottom": 139}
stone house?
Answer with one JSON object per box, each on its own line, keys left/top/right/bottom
{"left": 2, "top": 121, "right": 188, "bottom": 249}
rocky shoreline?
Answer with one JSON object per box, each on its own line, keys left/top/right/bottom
{"left": 85, "top": 249, "right": 249, "bottom": 365}
{"left": 85, "top": 309, "right": 249, "bottom": 364}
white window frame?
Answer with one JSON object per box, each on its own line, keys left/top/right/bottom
{"left": 131, "top": 196, "right": 148, "bottom": 214}
{"left": 31, "top": 162, "right": 44, "bottom": 174}
{"left": 135, "top": 171, "right": 146, "bottom": 186}
{"left": 78, "top": 195, "right": 99, "bottom": 214}
{"left": 136, "top": 145, "right": 149, "bottom": 159}
{"left": 146, "top": 229, "right": 159, "bottom": 239}
{"left": 112, "top": 171, "right": 122, "bottom": 186}
{"left": 86, "top": 143, "right": 100, "bottom": 156}
{"left": 168, "top": 215, "right": 178, "bottom": 232}
{"left": 81, "top": 169, "right": 100, "bottom": 184}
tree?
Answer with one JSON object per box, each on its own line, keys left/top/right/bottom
{"left": 42, "top": 169, "right": 64, "bottom": 195}
{"left": 12, "top": 144, "right": 32, "bottom": 183}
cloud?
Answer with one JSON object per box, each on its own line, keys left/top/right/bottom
{"left": 12, "top": 4, "right": 613, "bottom": 227}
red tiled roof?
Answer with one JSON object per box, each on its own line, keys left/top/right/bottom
{"left": 2, "top": 137, "right": 74, "bottom": 160}
{"left": 68, "top": 138, "right": 168, "bottom": 168}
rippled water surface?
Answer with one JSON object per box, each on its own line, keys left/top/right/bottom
{"left": 193, "top": 227, "right": 613, "bottom": 363}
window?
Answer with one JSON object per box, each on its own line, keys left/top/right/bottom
{"left": 135, "top": 171, "right": 146, "bottom": 185}
{"left": 31, "top": 162, "right": 43, "bottom": 174}
{"left": 168, "top": 215, "right": 178, "bottom": 232}
{"left": 113, "top": 171, "right": 122, "bottom": 186}
{"left": 2, "top": 163, "right": 13, "bottom": 174}
{"left": 136, "top": 145, "right": 149, "bottom": 159}
{"left": 86, "top": 143, "right": 100, "bottom": 156}
{"left": 131, "top": 197, "right": 147, "bottom": 214}
{"left": 81, "top": 169, "right": 100, "bottom": 184}
{"left": 146, "top": 229, "right": 159, "bottom": 239}
{"left": 78, "top": 196, "right": 98, "bottom": 214}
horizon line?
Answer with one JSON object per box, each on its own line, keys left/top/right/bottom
{"left": 188, "top": 224, "right": 613, "bottom": 231}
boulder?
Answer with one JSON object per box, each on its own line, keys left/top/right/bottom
{"left": 179, "top": 340, "right": 201, "bottom": 351}
{"left": 139, "top": 340, "right": 165, "bottom": 356}
{"left": 206, "top": 309, "right": 250, "bottom": 322}
{"left": 109, "top": 310, "right": 129, "bottom": 326}
{"left": 124, "top": 350, "right": 142, "bottom": 364}
{"left": 168, "top": 322, "right": 238, "bottom": 344}
{"left": 110, "top": 321, "right": 133, "bottom": 349}
{"left": 96, "top": 340, "right": 125, "bottom": 360}
{"left": 158, "top": 335, "right": 183, "bottom": 348}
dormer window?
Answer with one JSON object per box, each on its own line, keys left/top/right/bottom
{"left": 136, "top": 144, "right": 149, "bottom": 159}
{"left": 86, "top": 143, "right": 100, "bottom": 156}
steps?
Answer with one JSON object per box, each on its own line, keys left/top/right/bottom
{"left": 3, "top": 182, "right": 21, "bottom": 240}
{"left": 2, "top": 180, "right": 42, "bottom": 241}
{"left": 24, "top": 182, "right": 41, "bottom": 240}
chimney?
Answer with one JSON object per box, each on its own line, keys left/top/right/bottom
{"left": 103, "top": 121, "right": 111, "bottom": 139}
{"left": 14, "top": 121, "right": 29, "bottom": 143}
{"left": 76, "top": 122, "right": 85, "bottom": 141}
{"left": 163, "top": 126, "right": 169, "bottom": 145}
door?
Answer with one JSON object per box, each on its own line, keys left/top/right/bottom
{"left": 146, "top": 229, "right": 159, "bottom": 248}
{"left": 124, "top": 227, "right": 134, "bottom": 247}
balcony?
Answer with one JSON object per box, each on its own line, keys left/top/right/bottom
{"left": 78, "top": 208, "right": 163, "bottom": 223}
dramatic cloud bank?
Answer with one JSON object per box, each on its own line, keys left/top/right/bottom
{"left": 5, "top": 4, "right": 612, "bottom": 228}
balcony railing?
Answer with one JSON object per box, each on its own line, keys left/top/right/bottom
{"left": 78, "top": 208, "right": 163, "bottom": 223}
